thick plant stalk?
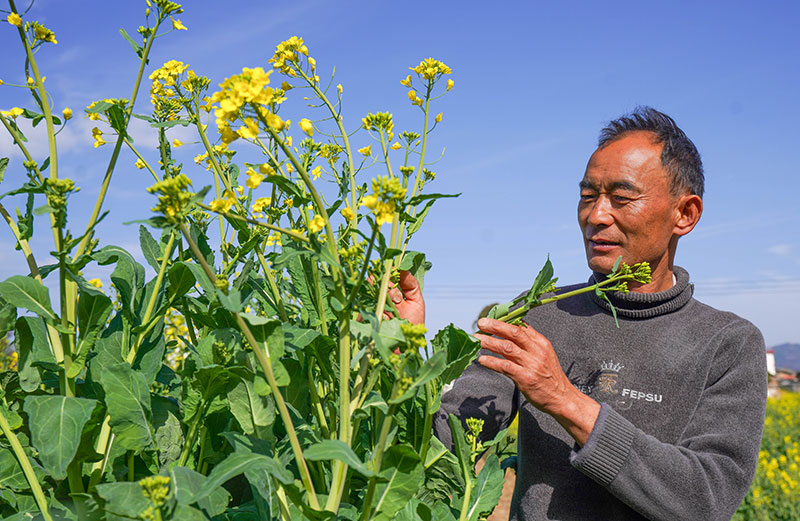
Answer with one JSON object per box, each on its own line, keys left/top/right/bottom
{"left": 0, "top": 407, "right": 54, "bottom": 521}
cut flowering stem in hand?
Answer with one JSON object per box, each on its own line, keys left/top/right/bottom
{"left": 488, "top": 256, "right": 652, "bottom": 327}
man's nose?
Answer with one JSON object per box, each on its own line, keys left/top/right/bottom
{"left": 586, "top": 196, "right": 614, "bottom": 227}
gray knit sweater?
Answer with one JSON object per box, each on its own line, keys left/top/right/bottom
{"left": 433, "top": 267, "right": 767, "bottom": 521}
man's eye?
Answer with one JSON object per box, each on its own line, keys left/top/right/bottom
{"left": 579, "top": 193, "right": 595, "bottom": 201}
{"left": 613, "top": 195, "right": 632, "bottom": 203}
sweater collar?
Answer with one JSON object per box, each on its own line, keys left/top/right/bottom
{"left": 589, "top": 266, "right": 694, "bottom": 319}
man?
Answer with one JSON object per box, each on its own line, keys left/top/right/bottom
{"left": 393, "top": 107, "right": 767, "bottom": 520}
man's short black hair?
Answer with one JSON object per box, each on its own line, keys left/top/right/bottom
{"left": 598, "top": 106, "right": 704, "bottom": 198}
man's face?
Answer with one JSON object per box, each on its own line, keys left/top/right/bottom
{"left": 577, "top": 132, "right": 681, "bottom": 282}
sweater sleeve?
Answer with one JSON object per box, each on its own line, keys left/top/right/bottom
{"left": 433, "top": 348, "right": 519, "bottom": 450}
{"left": 570, "top": 320, "right": 767, "bottom": 521}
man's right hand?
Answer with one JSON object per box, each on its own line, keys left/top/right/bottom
{"left": 388, "top": 271, "right": 426, "bottom": 325}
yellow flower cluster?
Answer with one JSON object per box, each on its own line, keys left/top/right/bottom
{"left": 362, "top": 112, "right": 394, "bottom": 140}
{"left": 146, "top": 173, "right": 193, "bottom": 219}
{"left": 92, "top": 127, "right": 106, "bottom": 148}
{"left": 308, "top": 214, "right": 325, "bottom": 234}
{"left": 7, "top": 12, "right": 22, "bottom": 27}
{"left": 211, "top": 67, "right": 284, "bottom": 144}
{"left": 270, "top": 36, "right": 309, "bottom": 76}
{"left": 410, "top": 58, "right": 452, "bottom": 81}
{"left": 736, "top": 392, "right": 800, "bottom": 518}
{"left": 361, "top": 175, "right": 406, "bottom": 226}
{"left": 32, "top": 22, "right": 57, "bottom": 45}
{"left": 400, "top": 323, "right": 427, "bottom": 349}
{"left": 139, "top": 475, "right": 171, "bottom": 507}
{"left": 209, "top": 189, "right": 237, "bottom": 213}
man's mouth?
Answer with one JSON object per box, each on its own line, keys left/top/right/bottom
{"left": 587, "top": 238, "right": 620, "bottom": 249}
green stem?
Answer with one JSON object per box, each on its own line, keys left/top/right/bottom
{"left": 179, "top": 222, "right": 320, "bottom": 510}
{"left": 127, "top": 231, "right": 177, "bottom": 364}
{"left": 0, "top": 405, "right": 54, "bottom": 521}
{"left": 359, "top": 402, "right": 398, "bottom": 521}
{"left": 496, "top": 275, "right": 629, "bottom": 324}
{"left": 295, "top": 67, "right": 358, "bottom": 217}
{"left": 307, "top": 361, "right": 330, "bottom": 439}
{"left": 419, "top": 382, "right": 434, "bottom": 462}
{"left": 255, "top": 248, "right": 289, "bottom": 321}
{"left": 198, "top": 203, "right": 309, "bottom": 243}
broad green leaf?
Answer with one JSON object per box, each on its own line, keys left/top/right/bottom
{"left": 99, "top": 362, "right": 154, "bottom": 451}
{"left": 14, "top": 316, "right": 56, "bottom": 392}
{"left": 94, "top": 245, "right": 145, "bottom": 316}
{"left": 0, "top": 275, "right": 56, "bottom": 321}
{"left": 304, "top": 439, "right": 376, "bottom": 478}
{"left": 419, "top": 436, "right": 464, "bottom": 503}
{"left": 229, "top": 377, "right": 275, "bottom": 437}
{"left": 166, "top": 261, "right": 197, "bottom": 301}
{"left": 0, "top": 295, "right": 16, "bottom": 336}
{"left": 465, "top": 454, "right": 504, "bottom": 521}
{"left": 171, "top": 466, "right": 231, "bottom": 516}
{"left": 397, "top": 250, "right": 432, "bottom": 290}
{"left": 393, "top": 498, "right": 433, "bottom": 521}
{"left": 139, "top": 225, "right": 162, "bottom": 272}
{"left": 433, "top": 325, "right": 482, "bottom": 386}
{"left": 0, "top": 450, "right": 30, "bottom": 490}
{"left": 372, "top": 444, "right": 423, "bottom": 521}
{"left": 390, "top": 351, "right": 447, "bottom": 404}
{"left": 75, "top": 285, "right": 113, "bottom": 364}
{"left": 131, "top": 316, "right": 166, "bottom": 385}
{"left": 448, "top": 414, "right": 472, "bottom": 481}
{"left": 95, "top": 482, "right": 150, "bottom": 518}
{"left": 152, "top": 396, "right": 184, "bottom": 470}
{"left": 283, "top": 324, "right": 320, "bottom": 352}
{"left": 23, "top": 395, "right": 97, "bottom": 480}
{"left": 191, "top": 452, "right": 293, "bottom": 504}
{"left": 196, "top": 328, "right": 240, "bottom": 367}
{"left": 241, "top": 314, "right": 284, "bottom": 360}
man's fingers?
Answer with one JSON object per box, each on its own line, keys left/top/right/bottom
{"left": 478, "top": 354, "right": 521, "bottom": 381}
{"left": 388, "top": 286, "right": 403, "bottom": 305}
{"left": 475, "top": 333, "right": 527, "bottom": 364}
{"left": 398, "top": 271, "right": 422, "bottom": 302}
{"left": 477, "top": 317, "right": 539, "bottom": 346}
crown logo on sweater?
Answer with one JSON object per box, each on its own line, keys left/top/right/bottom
{"left": 600, "top": 360, "right": 624, "bottom": 373}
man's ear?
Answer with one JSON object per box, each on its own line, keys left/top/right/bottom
{"left": 673, "top": 194, "right": 703, "bottom": 237}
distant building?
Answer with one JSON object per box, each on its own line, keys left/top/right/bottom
{"left": 766, "top": 349, "right": 776, "bottom": 376}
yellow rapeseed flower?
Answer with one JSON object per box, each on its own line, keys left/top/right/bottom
{"left": 358, "top": 145, "right": 372, "bottom": 156}
{"left": 135, "top": 158, "right": 146, "bottom": 169}
{"left": 1, "top": 107, "right": 24, "bottom": 118}
{"left": 62, "top": 107, "right": 72, "bottom": 121}
{"left": 237, "top": 118, "right": 259, "bottom": 139}
{"left": 446, "top": 79, "right": 454, "bottom": 91}
{"left": 209, "top": 196, "right": 234, "bottom": 213}
{"left": 246, "top": 169, "right": 264, "bottom": 189}
{"left": 26, "top": 77, "right": 34, "bottom": 86}
{"left": 400, "top": 75, "right": 412, "bottom": 87}
{"left": 311, "top": 166, "right": 322, "bottom": 179}
{"left": 173, "top": 138, "right": 183, "bottom": 147}
{"left": 88, "top": 278, "right": 103, "bottom": 289}
{"left": 171, "top": 17, "right": 187, "bottom": 30}
{"left": 264, "top": 112, "right": 285, "bottom": 131}
{"left": 259, "top": 163, "right": 275, "bottom": 176}
{"left": 33, "top": 23, "right": 57, "bottom": 44}
{"left": 407, "top": 91, "right": 417, "bottom": 103}
{"left": 299, "top": 118, "right": 314, "bottom": 137}
{"left": 390, "top": 142, "right": 401, "bottom": 150}
{"left": 337, "top": 84, "right": 343, "bottom": 95}
{"left": 308, "top": 215, "right": 325, "bottom": 234}
{"left": 341, "top": 206, "right": 355, "bottom": 221}
{"left": 92, "top": 127, "right": 106, "bottom": 148}
{"left": 7, "top": 13, "right": 22, "bottom": 27}
{"left": 435, "top": 112, "right": 443, "bottom": 123}
{"left": 252, "top": 197, "right": 272, "bottom": 213}
{"left": 0, "top": 79, "right": 4, "bottom": 85}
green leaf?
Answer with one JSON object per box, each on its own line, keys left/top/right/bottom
{"left": 397, "top": 250, "right": 431, "bottom": 290}
{"left": 372, "top": 444, "right": 424, "bottom": 521}
{"left": 152, "top": 395, "right": 184, "bottom": 470}
{"left": 94, "top": 245, "right": 145, "bottom": 317}
{"left": 304, "top": 439, "right": 376, "bottom": 478}
{"left": 229, "top": 377, "right": 275, "bottom": 437}
{"left": 95, "top": 482, "right": 150, "bottom": 518}
{"left": 241, "top": 314, "right": 284, "bottom": 360}
{"left": 191, "top": 452, "right": 293, "bottom": 503}
{"left": 394, "top": 498, "right": 433, "bottom": 521}
{"left": 406, "top": 192, "right": 460, "bottom": 206}
{"left": 171, "top": 466, "right": 231, "bottom": 516}
{"left": 465, "top": 454, "right": 504, "bottom": 520}
{"left": 0, "top": 275, "right": 56, "bottom": 321}
{"left": 433, "top": 325, "right": 482, "bottom": 386}
{"left": 23, "top": 395, "right": 97, "bottom": 480}
{"left": 99, "top": 362, "right": 154, "bottom": 451}
{"left": 75, "top": 284, "right": 113, "bottom": 364}
{"left": 0, "top": 450, "right": 30, "bottom": 491}
{"left": 119, "top": 27, "right": 143, "bottom": 57}
{"left": 139, "top": 225, "right": 162, "bottom": 272}
{"left": 448, "top": 414, "right": 472, "bottom": 480}
{"left": 85, "top": 101, "right": 114, "bottom": 114}
{"left": 166, "top": 261, "right": 197, "bottom": 302}
{"left": 14, "top": 316, "right": 56, "bottom": 392}
{"left": 419, "top": 436, "right": 464, "bottom": 503}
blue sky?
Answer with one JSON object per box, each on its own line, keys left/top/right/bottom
{"left": 2, "top": 0, "right": 799, "bottom": 347}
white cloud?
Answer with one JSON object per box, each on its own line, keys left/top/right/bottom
{"left": 768, "top": 243, "right": 792, "bottom": 256}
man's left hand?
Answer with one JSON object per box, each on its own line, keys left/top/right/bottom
{"left": 475, "top": 317, "right": 601, "bottom": 446}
